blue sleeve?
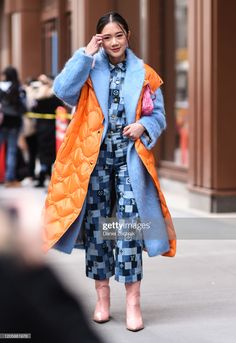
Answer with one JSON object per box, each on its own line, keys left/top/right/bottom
{"left": 137, "top": 87, "right": 166, "bottom": 150}
{"left": 53, "top": 48, "right": 94, "bottom": 107}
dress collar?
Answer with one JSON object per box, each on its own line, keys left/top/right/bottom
{"left": 109, "top": 60, "right": 127, "bottom": 72}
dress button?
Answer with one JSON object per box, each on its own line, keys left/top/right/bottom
{"left": 115, "top": 80, "right": 120, "bottom": 85}
{"left": 111, "top": 115, "right": 116, "bottom": 119}
{"left": 112, "top": 89, "right": 119, "bottom": 96}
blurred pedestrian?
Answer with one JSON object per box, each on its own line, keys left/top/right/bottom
{"left": 0, "top": 66, "right": 26, "bottom": 187}
{"left": 0, "top": 202, "right": 103, "bottom": 343}
{"left": 20, "top": 79, "right": 39, "bottom": 184}
{"left": 32, "top": 75, "right": 63, "bottom": 188}
{"left": 42, "top": 11, "right": 176, "bottom": 332}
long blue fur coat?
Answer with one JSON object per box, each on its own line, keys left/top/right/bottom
{"left": 52, "top": 47, "right": 170, "bottom": 257}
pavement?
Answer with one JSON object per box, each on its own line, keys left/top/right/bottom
{"left": 1, "top": 181, "right": 236, "bottom": 343}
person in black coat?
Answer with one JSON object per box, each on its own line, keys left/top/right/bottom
{"left": 32, "top": 75, "right": 63, "bottom": 187}
{"left": 0, "top": 66, "right": 26, "bottom": 187}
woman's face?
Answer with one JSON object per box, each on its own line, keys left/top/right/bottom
{"left": 101, "top": 22, "right": 129, "bottom": 64}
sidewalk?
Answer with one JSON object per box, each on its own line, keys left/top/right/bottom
{"left": 0, "top": 184, "right": 236, "bottom": 342}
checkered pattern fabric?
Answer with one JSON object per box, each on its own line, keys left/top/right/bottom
{"left": 108, "top": 61, "right": 127, "bottom": 131}
{"left": 85, "top": 131, "right": 143, "bottom": 283}
{"left": 84, "top": 62, "right": 143, "bottom": 283}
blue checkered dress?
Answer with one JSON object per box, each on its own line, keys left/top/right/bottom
{"left": 84, "top": 60, "right": 143, "bottom": 283}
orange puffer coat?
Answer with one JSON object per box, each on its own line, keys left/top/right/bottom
{"left": 42, "top": 48, "right": 176, "bottom": 257}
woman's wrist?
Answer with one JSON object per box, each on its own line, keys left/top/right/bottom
{"left": 136, "top": 123, "right": 145, "bottom": 134}
{"left": 84, "top": 48, "right": 94, "bottom": 56}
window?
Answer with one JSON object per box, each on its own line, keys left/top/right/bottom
{"left": 175, "top": 0, "right": 189, "bottom": 167}
{"left": 41, "top": 19, "right": 58, "bottom": 77}
{"left": 161, "top": 0, "right": 189, "bottom": 170}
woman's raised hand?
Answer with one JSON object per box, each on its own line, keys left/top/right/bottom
{"left": 85, "top": 35, "right": 103, "bottom": 56}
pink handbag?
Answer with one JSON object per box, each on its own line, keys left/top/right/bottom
{"left": 141, "top": 84, "right": 155, "bottom": 116}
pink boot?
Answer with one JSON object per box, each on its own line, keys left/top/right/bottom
{"left": 93, "top": 279, "right": 110, "bottom": 323}
{"left": 125, "top": 281, "right": 144, "bottom": 331}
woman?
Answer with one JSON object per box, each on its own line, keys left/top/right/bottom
{"left": 42, "top": 12, "right": 176, "bottom": 331}
{"left": 31, "top": 75, "right": 63, "bottom": 188}
{"left": 0, "top": 66, "right": 26, "bottom": 187}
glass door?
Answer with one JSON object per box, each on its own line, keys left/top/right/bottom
{"left": 41, "top": 19, "right": 58, "bottom": 77}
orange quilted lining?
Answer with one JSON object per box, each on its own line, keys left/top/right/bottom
{"left": 42, "top": 82, "right": 104, "bottom": 251}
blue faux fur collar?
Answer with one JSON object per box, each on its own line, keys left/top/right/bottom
{"left": 90, "top": 48, "right": 145, "bottom": 124}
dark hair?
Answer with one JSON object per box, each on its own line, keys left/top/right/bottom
{"left": 2, "top": 66, "right": 20, "bottom": 85}
{"left": 1, "top": 66, "right": 21, "bottom": 105}
{"left": 96, "top": 12, "right": 129, "bottom": 35}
